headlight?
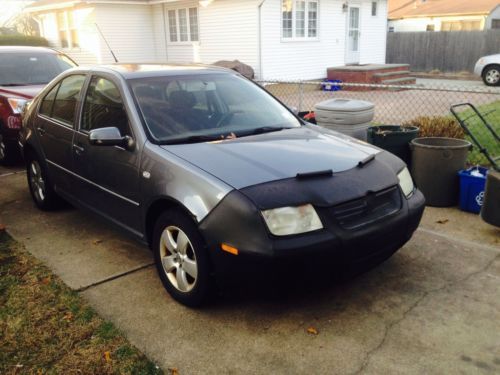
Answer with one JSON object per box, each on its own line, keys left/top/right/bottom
{"left": 398, "top": 167, "right": 414, "bottom": 198}
{"left": 7, "top": 98, "right": 28, "bottom": 114}
{"left": 261, "top": 204, "right": 323, "bottom": 236}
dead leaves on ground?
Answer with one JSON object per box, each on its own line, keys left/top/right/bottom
{"left": 306, "top": 326, "right": 319, "bottom": 335}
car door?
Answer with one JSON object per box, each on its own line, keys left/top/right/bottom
{"left": 72, "top": 75, "right": 142, "bottom": 235}
{"left": 35, "top": 74, "right": 87, "bottom": 193}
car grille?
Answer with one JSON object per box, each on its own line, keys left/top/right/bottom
{"left": 330, "top": 186, "right": 402, "bottom": 230}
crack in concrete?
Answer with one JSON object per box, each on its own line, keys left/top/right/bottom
{"left": 76, "top": 262, "right": 155, "bottom": 292}
{"left": 350, "top": 253, "right": 500, "bottom": 375}
{"left": 0, "top": 170, "right": 25, "bottom": 178}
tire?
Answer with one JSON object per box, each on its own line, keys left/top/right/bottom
{"left": 0, "top": 134, "right": 18, "bottom": 165}
{"left": 26, "top": 154, "right": 61, "bottom": 210}
{"left": 482, "top": 65, "right": 500, "bottom": 86}
{"left": 152, "top": 209, "right": 214, "bottom": 307}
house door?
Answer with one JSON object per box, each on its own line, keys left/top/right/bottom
{"left": 345, "top": 6, "right": 361, "bottom": 64}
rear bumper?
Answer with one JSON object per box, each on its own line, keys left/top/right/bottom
{"left": 204, "top": 189, "right": 425, "bottom": 273}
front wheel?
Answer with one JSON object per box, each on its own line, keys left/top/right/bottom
{"left": 152, "top": 209, "right": 214, "bottom": 307}
{"left": 26, "top": 155, "right": 61, "bottom": 210}
{"left": 482, "top": 65, "right": 500, "bottom": 86}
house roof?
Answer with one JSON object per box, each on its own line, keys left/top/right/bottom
{"left": 389, "top": 0, "right": 500, "bottom": 20}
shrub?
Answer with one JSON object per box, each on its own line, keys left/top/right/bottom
{"left": 0, "top": 35, "right": 49, "bottom": 47}
{"left": 402, "top": 116, "right": 465, "bottom": 138}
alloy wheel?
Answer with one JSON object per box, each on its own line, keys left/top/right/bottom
{"left": 0, "top": 135, "right": 5, "bottom": 161}
{"left": 29, "top": 160, "right": 46, "bottom": 203}
{"left": 159, "top": 226, "right": 198, "bottom": 293}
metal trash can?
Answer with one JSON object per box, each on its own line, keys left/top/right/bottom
{"left": 410, "top": 137, "right": 472, "bottom": 207}
{"left": 314, "top": 98, "right": 374, "bottom": 141}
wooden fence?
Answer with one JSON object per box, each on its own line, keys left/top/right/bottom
{"left": 386, "top": 30, "right": 500, "bottom": 73}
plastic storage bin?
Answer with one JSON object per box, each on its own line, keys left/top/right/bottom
{"left": 314, "top": 98, "right": 375, "bottom": 141}
{"left": 458, "top": 167, "right": 488, "bottom": 213}
{"left": 410, "top": 137, "right": 472, "bottom": 207}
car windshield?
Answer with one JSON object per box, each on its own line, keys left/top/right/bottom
{"left": 0, "top": 52, "right": 76, "bottom": 86}
{"left": 129, "top": 73, "right": 301, "bottom": 143}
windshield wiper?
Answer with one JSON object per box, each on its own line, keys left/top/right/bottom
{"left": 163, "top": 135, "right": 223, "bottom": 145}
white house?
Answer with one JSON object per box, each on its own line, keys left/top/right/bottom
{"left": 26, "top": 0, "right": 389, "bottom": 80}
{"left": 388, "top": 0, "right": 500, "bottom": 32}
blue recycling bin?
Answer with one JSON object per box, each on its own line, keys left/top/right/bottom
{"left": 458, "top": 167, "right": 488, "bottom": 213}
{"left": 321, "top": 79, "right": 342, "bottom": 91}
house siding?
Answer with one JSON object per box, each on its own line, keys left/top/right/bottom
{"left": 153, "top": 0, "right": 260, "bottom": 76}
{"left": 198, "top": 0, "right": 260, "bottom": 76}
{"left": 260, "top": 0, "right": 387, "bottom": 81}
{"left": 359, "top": 0, "right": 387, "bottom": 64}
{"left": 37, "top": 6, "right": 100, "bottom": 65}
{"left": 486, "top": 5, "right": 500, "bottom": 29}
{"left": 94, "top": 4, "right": 156, "bottom": 64}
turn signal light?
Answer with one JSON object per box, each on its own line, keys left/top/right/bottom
{"left": 221, "top": 243, "right": 239, "bottom": 255}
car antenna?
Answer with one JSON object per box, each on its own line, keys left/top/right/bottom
{"left": 95, "top": 23, "right": 118, "bottom": 63}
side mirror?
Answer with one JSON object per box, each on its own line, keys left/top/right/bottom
{"left": 89, "top": 127, "right": 134, "bottom": 150}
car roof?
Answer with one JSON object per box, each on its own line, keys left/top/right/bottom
{"left": 68, "top": 63, "right": 234, "bottom": 80}
{"left": 0, "top": 46, "right": 61, "bottom": 54}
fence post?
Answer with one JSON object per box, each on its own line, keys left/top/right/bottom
{"left": 298, "top": 80, "right": 304, "bottom": 112}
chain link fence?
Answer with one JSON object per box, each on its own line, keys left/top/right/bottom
{"left": 258, "top": 80, "right": 500, "bottom": 167}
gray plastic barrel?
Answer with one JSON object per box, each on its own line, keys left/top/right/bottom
{"left": 410, "top": 137, "right": 472, "bottom": 207}
{"left": 314, "top": 98, "right": 374, "bottom": 141}
{"left": 480, "top": 170, "right": 500, "bottom": 227}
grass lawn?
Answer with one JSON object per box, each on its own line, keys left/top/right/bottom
{"left": 0, "top": 230, "right": 163, "bottom": 375}
{"left": 454, "top": 100, "right": 500, "bottom": 166}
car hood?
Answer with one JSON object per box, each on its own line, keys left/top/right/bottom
{"left": 162, "top": 126, "right": 381, "bottom": 189}
{"left": 0, "top": 84, "right": 45, "bottom": 99}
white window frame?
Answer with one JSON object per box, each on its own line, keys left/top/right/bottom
{"left": 167, "top": 7, "right": 199, "bottom": 44}
{"left": 281, "top": 0, "right": 320, "bottom": 42}
{"left": 57, "top": 10, "right": 79, "bottom": 50}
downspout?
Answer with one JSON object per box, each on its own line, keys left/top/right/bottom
{"left": 162, "top": 3, "right": 169, "bottom": 61}
{"left": 258, "top": 0, "right": 268, "bottom": 80}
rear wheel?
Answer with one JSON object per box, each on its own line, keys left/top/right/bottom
{"left": 26, "top": 154, "right": 61, "bottom": 210}
{"left": 152, "top": 209, "right": 213, "bottom": 307}
{"left": 482, "top": 65, "right": 500, "bottom": 86}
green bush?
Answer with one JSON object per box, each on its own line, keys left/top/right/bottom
{"left": 402, "top": 116, "right": 465, "bottom": 139}
{"left": 0, "top": 35, "right": 49, "bottom": 47}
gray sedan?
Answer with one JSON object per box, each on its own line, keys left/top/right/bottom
{"left": 20, "top": 64, "right": 425, "bottom": 306}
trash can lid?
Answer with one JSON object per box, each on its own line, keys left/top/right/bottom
{"left": 314, "top": 98, "right": 374, "bottom": 112}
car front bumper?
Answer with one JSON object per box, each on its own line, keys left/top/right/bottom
{"left": 200, "top": 188, "right": 425, "bottom": 273}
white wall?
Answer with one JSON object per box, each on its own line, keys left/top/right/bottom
{"left": 261, "top": 0, "right": 387, "bottom": 80}
{"left": 95, "top": 4, "right": 156, "bottom": 64}
{"left": 198, "top": 0, "right": 260, "bottom": 76}
{"left": 37, "top": 6, "right": 101, "bottom": 65}
{"left": 388, "top": 17, "right": 433, "bottom": 32}
{"left": 159, "top": 0, "right": 200, "bottom": 63}
{"left": 261, "top": 0, "right": 344, "bottom": 80}
{"left": 389, "top": 14, "right": 489, "bottom": 32}
{"left": 359, "top": 0, "right": 387, "bottom": 64}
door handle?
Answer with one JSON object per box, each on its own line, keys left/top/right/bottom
{"left": 73, "top": 144, "right": 85, "bottom": 155}
{"left": 37, "top": 126, "right": 46, "bottom": 135}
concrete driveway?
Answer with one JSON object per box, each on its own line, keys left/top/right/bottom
{"left": 1, "top": 163, "right": 499, "bottom": 374}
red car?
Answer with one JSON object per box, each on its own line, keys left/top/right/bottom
{"left": 0, "top": 46, "right": 76, "bottom": 164}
